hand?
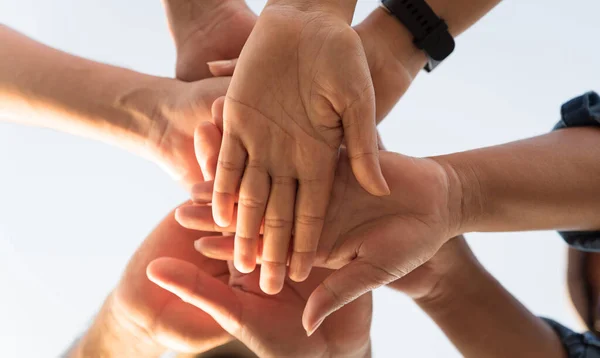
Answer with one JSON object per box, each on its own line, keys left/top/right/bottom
{"left": 212, "top": 3, "right": 390, "bottom": 299}
{"left": 147, "top": 260, "right": 372, "bottom": 357}
{"left": 163, "top": 0, "right": 256, "bottom": 82}
{"left": 387, "top": 236, "right": 477, "bottom": 300}
{"left": 176, "top": 144, "right": 461, "bottom": 335}
{"left": 129, "top": 76, "right": 232, "bottom": 189}
{"left": 567, "top": 248, "right": 600, "bottom": 334}
{"left": 95, "top": 205, "right": 231, "bottom": 354}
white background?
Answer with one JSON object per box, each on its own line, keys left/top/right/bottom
{"left": 0, "top": 0, "right": 597, "bottom": 356}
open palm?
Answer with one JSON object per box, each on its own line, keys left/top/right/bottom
{"left": 110, "top": 206, "right": 231, "bottom": 353}
{"left": 148, "top": 259, "right": 372, "bottom": 357}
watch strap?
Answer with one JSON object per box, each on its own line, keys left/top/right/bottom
{"left": 381, "top": 0, "right": 455, "bottom": 71}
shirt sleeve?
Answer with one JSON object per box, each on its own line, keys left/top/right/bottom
{"left": 553, "top": 91, "right": 600, "bottom": 252}
{"left": 542, "top": 318, "right": 600, "bottom": 358}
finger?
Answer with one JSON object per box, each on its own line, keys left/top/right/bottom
{"left": 234, "top": 161, "right": 270, "bottom": 273}
{"left": 176, "top": 204, "right": 238, "bottom": 232}
{"left": 260, "top": 176, "right": 297, "bottom": 295}
{"left": 207, "top": 59, "right": 238, "bottom": 77}
{"left": 213, "top": 132, "right": 246, "bottom": 227}
{"left": 192, "top": 180, "right": 240, "bottom": 204}
{"left": 289, "top": 178, "right": 332, "bottom": 283}
{"left": 195, "top": 122, "right": 223, "bottom": 181}
{"left": 211, "top": 96, "right": 225, "bottom": 131}
{"left": 342, "top": 95, "right": 390, "bottom": 196}
{"left": 195, "top": 236, "right": 236, "bottom": 261}
{"left": 191, "top": 181, "right": 215, "bottom": 203}
{"left": 147, "top": 258, "right": 243, "bottom": 335}
{"left": 302, "top": 259, "right": 397, "bottom": 336}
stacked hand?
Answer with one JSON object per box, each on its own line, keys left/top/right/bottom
{"left": 177, "top": 120, "right": 461, "bottom": 334}
{"left": 76, "top": 206, "right": 373, "bottom": 357}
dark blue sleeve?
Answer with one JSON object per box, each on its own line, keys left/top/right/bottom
{"left": 553, "top": 91, "right": 600, "bottom": 252}
{"left": 542, "top": 318, "right": 600, "bottom": 358}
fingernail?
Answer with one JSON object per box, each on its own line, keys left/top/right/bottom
{"left": 306, "top": 317, "right": 325, "bottom": 337}
{"left": 381, "top": 182, "right": 391, "bottom": 196}
{"left": 207, "top": 60, "right": 233, "bottom": 68}
{"left": 193, "top": 239, "right": 203, "bottom": 252}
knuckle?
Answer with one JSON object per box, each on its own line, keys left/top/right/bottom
{"left": 245, "top": 159, "right": 267, "bottom": 173}
{"left": 348, "top": 151, "right": 377, "bottom": 161}
{"left": 264, "top": 217, "right": 293, "bottom": 230}
{"left": 238, "top": 196, "right": 265, "bottom": 209}
{"left": 321, "top": 280, "right": 353, "bottom": 307}
{"left": 362, "top": 261, "right": 398, "bottom": 286}
{"left": 236, "top": 234, "right": 256, "bottom": 242}
{"left": 271, "top": 176, "right": 296, "bottom": 186}
{"left": 218, "top": 160, "right": 244, "bottom": 173}
{"left": 295, "top": 214, "right": 325, "bottom": 226}
{"left": 260, "top": 258, "right": 287, "bottom": 267}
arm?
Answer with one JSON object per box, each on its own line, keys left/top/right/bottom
{"left": 68, "top": 295, "right": 164, "bottom": 358}
{"left": 0, "top": 25, "right": 230, "bottom": 188}
{"left": 436, "top": 126, "right": 600, "bottom": 234}
{"left": 355, "top": 0, "right": 501, "bottom": 120}
{"left": 392, "top": 238, "right": 566, "bottom": 358}
{"left": 0, "top": 25, "right": 158, "bottom": 151}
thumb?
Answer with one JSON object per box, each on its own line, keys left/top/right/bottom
{"left": 147, "top": 258, "right": 243, "bottom": 335}
{"left": 302, "top": 259, "right": 397, "bottom": 336}
{"left": 342, "top": 94, "right": 390, "bottom": 196}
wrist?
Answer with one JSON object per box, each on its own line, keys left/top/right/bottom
{"left": 265, "top": 0, "right": 358, "bottom": 23}
{"left": 414, "top": 251, "right": 486, "bottom": 313}
{"left": 113, "top": 76, "right": 181, "bottom": 161}
{"left": 430, "top": 154, "right": 484, "bottom": 236}
{"left": 357, "top": 6, "right": 427, "bottom": 80}
{"left": 71, "top": 294, "right": 163, "bottom": 358}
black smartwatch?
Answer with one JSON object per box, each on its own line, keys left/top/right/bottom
{"left": 380, "top": 0, "right": 455, "bottom": 72}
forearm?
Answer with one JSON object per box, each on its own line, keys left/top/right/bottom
{"left": 266, "top": 0, "right": 358, "bottom": 24}
{"left": 435, "top": 127, "right": 600, "bottom": 234}
{"left": 69, "top": 295, "right": 164, "bottom": 358}
{"left": 415, "top": 258, "right": 565, "bottom": 358}
{"left": 0, "top": 25, "right": 167, "bottom": 153}
{"left": 162, "top": 0, "right": 231, "bottom": 46}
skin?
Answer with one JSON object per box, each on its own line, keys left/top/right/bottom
{"left": 162, "top": 0, "right": 256, "bottom": 82}
{"left": 391, "top": 236, "right": 566, "bottom": 357}
{"left": 567, "top": 248, "right": 600, "bottom": 334}
{"left": 213, "top": 1, "right": 390, "bottom": 293}
{"left": 179, "top": 125, "right": 600, "bottom": 335}
{"left": 176, "top": 0, "right": 502, "bottom": 296}
{"left": 0, "top": 25, "right": 232, "bottom": 191}
{"left": 70, "top": 207, "right": 230, "bottom": 357}
{"left": 70, "top": 206, "right": 372, "bottom": 358}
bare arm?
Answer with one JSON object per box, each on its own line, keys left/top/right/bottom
{"left": 387, "top": 237, "right": 566, "bottom": 358}
{"left": 0, "top": 25, "right": 162, "bottom": 152}
{"left": 415, "top": 254, "right": 566, "bottom": 358}
{"left": 0, "top": 25, "right": 232, "bottom": 188}
{"left": 437, "top": 127, "right": 600, "bottom": 234}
